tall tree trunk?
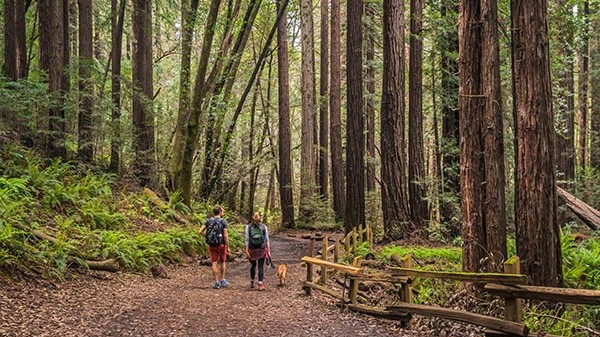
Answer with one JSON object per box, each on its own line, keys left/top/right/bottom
{"left": 298, "top": 0, "right": 316, "bottom": 221}
{"left": 3, "top": 0, "right": 27, "bottom": 80}
{"left": 380, "top": 0, "right": 409, "bottom": 239}
{"left": 459, "top": 0, "right": 485, "bottom": 273}
{"left": 590, "top": 3, "right": 600, "bottom": 170}
{"left": 511, "top": 0, "right": 562, "bottom": 287}
{"left": 171, "top": 0, "right": 200, "bottom": 191}
{"left": 577, "top": 1, "right": 589, "bottom": 169}
{"left": 78, "top": 0, "right": 94, "bottom": 163}
{"left": 481, "top": 0, "right": 507, "bottom": 268}
{"left": 4, "top": 0, "right": 17, "bottom": 80}
{"left": 178, "top": 0, "right": 222, "bottom": 204}
{"left": 39, "top": 0, "right": 66, "bottom": 158}
{"left": 365, "top": 2, "right": 376, "bottom": 193}
{"left": 277, "top": 0, "right": 294, "bottom": 228}
{"left": 330, "top": 0, "right": 344, "bottom": 221}
{"left": 440, "top": 0, "right": 460, "bottom": 237}
{"left": 201, "top": 0, "right": 262, "bottom": 198}
{"left": 319, "top": 0, "right": 329, "bottom": 199}
{"left": 345, "top": 0, "right": 365, "bottom": 232}
{"left": 300, "top": 0, "right": 317, "bottom": 221}
{"left": 109, "top": 0, "right": 126, "bottom": 173}
{"left": 132, "top": 0, "right": 155, "bottom": 186}
{"left": 408, "top": 0, "right": 427, "bottom": 231}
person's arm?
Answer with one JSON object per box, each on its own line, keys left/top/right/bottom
{"left": 223, "top": 227, "right": 231, "bottom": 253}
{"left": 199, "top": 225, "right": 206, "bottom": 236}
{"left": 244, "top": 225, "right": 251, "bottom": 259}
{"left": 264, "top": 225, "right": 271, "bottom": 256}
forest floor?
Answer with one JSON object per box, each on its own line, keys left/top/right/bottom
{"left": 0, "top": 231, "right": 426, "bottom": 337}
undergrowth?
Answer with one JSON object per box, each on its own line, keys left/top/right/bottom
{"left": 380, "top": 233, "right": 600, "bottom": 336}
{"left": 0, "top": 144, "right": 243, "bottom": 280}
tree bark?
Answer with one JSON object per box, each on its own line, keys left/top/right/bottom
{"left": 330, "top": 0, "right": 344, "bottom": 221}
{"left": 345, "top": 0, "right": 365, "bottom": 233}
{"left": 481, "top": 0, "right": 507, "bottom": 268}
{"left": 591, "top": 3, "right": 600, "bottom": 170}
{"left": 577, "top": 1, "right": 589, "bottom": 169}
{"left": 408, "top": 0, "right": 427, "bottom": 231}
{"left": 39, "top": 0, "right": 66, "bottom": 158}
{"left": 277, "top": 0, "right": 294, "bottom": 228}
{"left": 511, "top": 0, "right": 562, "bottom": 287}
{"left": 319, "top": 0, "right": 329, "bottom": 199}
{"left": 178, "top": 0, "right": 222, "bottom": 204}
{"left": 170, "top": 0, "right": 200, "bottom": 190}
{"left": 132, "top": 0, "right": 155, "bottom": 186}
{"left": 78, "top": 0, "right": 94, "bottom": 163}
{"left": 300, "top": 0, "right": 317, "bottom": 221}
{"left": 109, "top": 0, "right": 126, "bottom": 173}
{"left": 365, "top": 3, "right": 376, "bottom": 193}
{"left": 459, "top": 0, "right": 485, "bottom": 273}
{"left": 380, "top": 0, "right": 409, "bottom": 239}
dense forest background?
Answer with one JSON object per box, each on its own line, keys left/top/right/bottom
{"left": 1, "top": 0, "right": 600, "bottom": 289}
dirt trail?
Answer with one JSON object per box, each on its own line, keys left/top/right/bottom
{"left": 1, "top": 234, "right": 419, "bottom": 337}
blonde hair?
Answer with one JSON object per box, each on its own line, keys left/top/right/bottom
{"left": 252, "top": 212, "right": 261, "bottom": 223}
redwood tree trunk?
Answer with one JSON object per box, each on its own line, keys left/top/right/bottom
{"left": 511, "top": 0, "right": 562, "bottom": 287}
{"left": 459, "top": 0, "right": 485, "bottom": 273}
{"left": 408, "top": 0, "right": 427, "bottom": 230}
{"left": 481, "top": 0, "right": 507, "bottom": 268}
{"left": 109, "top": 0, "right": 126, "bottom": 173}
{"left": 365, "top": 2, "right": 376, "bottom": 193}
{"left": 577, "top": 1, "right": 589, "bottom": 169}
{"left": 590, "top": 4, "right": 600, "bottom": 170}
{"left": 132, "top": 0, "right": 155, "bottom": 186}
{"left": 380, "top": 0, "right": 410, "bottom": 239}
{"left": 330, "top": 0, "right": 344, "bottom": 221}
{"left": 277, "top": 0, "right": 295, "bottom": 228}
{"left": 319, "top": 0, "right": 329, "bottom": 199}
{"left": 78, "top": 0, "right": 94, "bottom": 163}
{"left": 300, "top": 0, "right": 317, "bottom": 221}
{"left": 345, "top": 0, "right": 365, "bottom": 232}
{"left": 39, "top": 0, "right": 66, "bottom": 158}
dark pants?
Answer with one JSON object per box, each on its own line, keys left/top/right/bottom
{"left": 250, "top": 257, "right": 265, "bottom": 282}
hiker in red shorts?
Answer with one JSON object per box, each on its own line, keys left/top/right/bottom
{"left": 199, "top": 206, "right": 230, "bottom": 289}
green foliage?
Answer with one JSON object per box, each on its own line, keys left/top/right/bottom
{"left": 0, "top": 145, "right": 213, "bottom": 279}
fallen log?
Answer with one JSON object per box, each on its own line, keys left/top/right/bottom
{"left": 556, "top": 186, "right": 599, "bottom": 230}
{"left": 388, "top": 302, "right": 529, "bottom": 336}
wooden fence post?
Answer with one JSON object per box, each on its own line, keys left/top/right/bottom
{"left": 352, "top": 229, "right": 358, "bottom": 252}
{"left": 503, "top": 256, "right": 522, "bottom": 323}
{"left": 349, "top": 256, "right": 363, "bottom": 304}
{"left": 400, "top": 254, "right": 413, "bottom": 304}
{"left": 306, "top": 239, "right": 315, "bottom": 295}
{"left": 320, "top": 235, "right": 329, "bottom": 285}
{"left": 344, "top": 232, "right": 351, "bottom": 252}
{"left": 334, "top": 240, "right": 340, "bottom": 264}
{"left": 358, "top": 224, "right": 364, "bottom": 243}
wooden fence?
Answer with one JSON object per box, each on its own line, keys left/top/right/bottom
{"left": 301, "top": 233, "right": 600, "bottom": 337}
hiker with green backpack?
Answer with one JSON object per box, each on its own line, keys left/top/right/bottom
{"left": 245, "top": 212, "right": 270, "bottom": 290}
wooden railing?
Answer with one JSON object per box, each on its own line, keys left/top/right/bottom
{"left": 302, "top": 236, "right": 600, "bottom": 337}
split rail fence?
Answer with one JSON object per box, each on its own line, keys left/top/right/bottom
{"left": 301, "top": 228, "right": 600, "bottom": 337}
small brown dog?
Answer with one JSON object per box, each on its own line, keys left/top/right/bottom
{"left": 277, "top": 263, "right": 288, "bottom": 286}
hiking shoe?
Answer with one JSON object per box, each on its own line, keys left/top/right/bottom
{"left": 213, "top": 282, "right": 221, "bottom": 289}
{"left": 220, "top": 279, "right": 230, "bottom": 287}
{"left": 250, "top": 280, "right": 255, "bottom": 288}
{"left": 258, "top": 282, "right": 265, "bottom": 291}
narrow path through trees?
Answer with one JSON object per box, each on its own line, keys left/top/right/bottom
{"left": 0, "top": 234, "right": 418, "bottom": 337}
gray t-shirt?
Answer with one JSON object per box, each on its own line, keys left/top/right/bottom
{"left": 245, "top": 223, "right": 269, "bottom": 247}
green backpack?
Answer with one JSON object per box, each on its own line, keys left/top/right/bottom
{"left": 249, "top": 224, "right": 265, "bottom": 249}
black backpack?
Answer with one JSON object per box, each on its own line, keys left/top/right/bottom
{"left": 205, "top": 219, "right": 224, "bottom": 246}
{"left": 249, "top": 224, "right": 265, "bottom": 249}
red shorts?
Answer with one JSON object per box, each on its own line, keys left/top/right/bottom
{"left": 208, "top": 244, "right": 227, "bottom": 263}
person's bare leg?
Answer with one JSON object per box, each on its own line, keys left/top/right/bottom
{"left": 220, "top": 261, "right": 227, "bottom": 280}
{"left": 211, "top": 262, "right": 220, "bottom": 283}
